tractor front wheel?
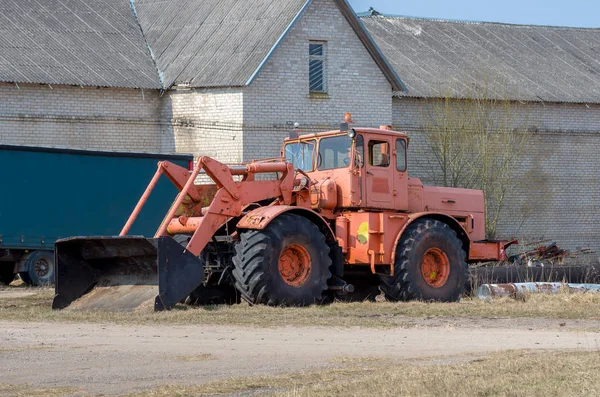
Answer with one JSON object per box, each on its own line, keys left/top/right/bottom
{"left": 232, "top": 213, "right": 331, "bottom": 306}
{"left": 379, "top": 219, "right": 467, "bottom": 302}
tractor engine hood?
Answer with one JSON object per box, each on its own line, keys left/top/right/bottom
{"left": 422, "top": 186, "right": 485, "bottom": 214}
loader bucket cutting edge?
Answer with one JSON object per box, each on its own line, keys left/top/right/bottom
{"left": 52, "top": 236, "right": 205, "bottom": 312}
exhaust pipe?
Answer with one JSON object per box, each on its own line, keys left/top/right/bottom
{"left": 52, "top": 236, "right": 205, "bottom": 312}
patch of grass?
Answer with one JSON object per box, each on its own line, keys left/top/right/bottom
{"left": 328, "top": 356, "right": 386, "bottom": 365}
{"left": 124, "top": 350, "right": 600, "bottom": 397}
{"left": 0, "top": 383, "right": 78, "bottom": 397}
{"left": 3, "top": 287, "right": 600, "bottom": 328}
{"left": 123, "top": 366, "right": 369, "bottom": 397}
{"left": 280, "top": 349, "right": 600, "bottom": 397}
{"left": 171, "top": 353, "right": 215, "bottom": 362}
{"left": 0, "top": 345, "right": 55, "bottom": 354}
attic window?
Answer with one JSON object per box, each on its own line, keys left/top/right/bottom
{"left": 309, "top": 42, "right": 326, "bottom": 93}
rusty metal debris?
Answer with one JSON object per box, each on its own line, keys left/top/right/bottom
{"left": 508, "top": 240, "right": 593, "bottom": 266}
{"left": 478, "top": 282, "right": 600, "bottom": 300}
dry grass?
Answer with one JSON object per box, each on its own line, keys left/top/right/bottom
{"left": 3, "top": 287, "right": 600, "bottom": 328}
{"left": 122, "top": 350, "right": 600, "bottom": 397}
{"left": 280, "top": 349, "right": 600, "bottom": 397}
{"left": 123, "top": 366, "right": 377, "bottom": 397}
{"left": 0, "top": 383, "right": 78, "bottom": 397}
{"left": 3, "top": 350, "right": 597, "bottom": 396}
{"left": 172, "top": 353, "right": 215, "bottom": 362}
{"left": 0, "top": 345, "right": 55, "bottom": 354}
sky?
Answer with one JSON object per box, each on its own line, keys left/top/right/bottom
{"left": 347, "top": 0, "right": 598, "bottom": 28}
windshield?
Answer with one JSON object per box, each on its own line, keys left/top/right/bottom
{"left": 284, "top": 140, "right": 316, "bottom": 171}
{"left": 318, "top": 135, "right": 353, "bottom": 170}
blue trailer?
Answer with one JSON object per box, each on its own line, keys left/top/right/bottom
{"left": 0, "top": 145, "right": 193, "bottom": 285}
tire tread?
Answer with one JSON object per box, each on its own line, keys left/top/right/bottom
{"left": 380, "top": 219, "right": 467, "bottom": 302}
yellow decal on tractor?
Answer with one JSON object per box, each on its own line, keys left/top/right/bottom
{"left": 357, "top": 222, "right": 369, "bottom": 244}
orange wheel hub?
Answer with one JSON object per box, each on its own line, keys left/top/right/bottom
{"left": 278, "top": 244, "right": 312, "bottom": 287}
{"left": 421, "top": 248, "right": 450, "bottom": 288}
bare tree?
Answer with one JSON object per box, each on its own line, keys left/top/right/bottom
{"left": 419, "top": 84, "right": 532, "bottom": 238}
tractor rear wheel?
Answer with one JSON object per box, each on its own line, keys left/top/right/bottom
{"left": 232, "top": 213, "right": 331, "bottom": 306}
{"left": 379, "top": 219, "right": 467, "bottom": 302}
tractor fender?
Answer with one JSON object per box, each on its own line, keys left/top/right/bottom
{"left": 390, "top": 212, "right": 470, "bottom": 266}
{"left": 236, "top": 206, "right": 336, "bottom": 244}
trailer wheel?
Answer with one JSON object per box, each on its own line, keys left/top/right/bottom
{"left": 379, "top": 219, "right": 467, "bottom": 302}
{"left": 19, "top": 250, "right": 55, "bottom": 286}
{"left": 232, "top": 213, "right": 331, "bottom": 306}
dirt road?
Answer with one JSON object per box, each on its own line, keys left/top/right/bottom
{"left": 1, "top": 319, "right": 599, "bottom": 396}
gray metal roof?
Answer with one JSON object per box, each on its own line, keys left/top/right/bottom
{"left": 0, "top": 0, "right": 161, "bottom": 89}
{"left": 0, "top": 0, "right": 404, "bottom": 91}
{"left": 360, "top": 12, "right": 600, "bottom": 103}
{"left": 134, "top": 0, "right": 309, "bottom": 88}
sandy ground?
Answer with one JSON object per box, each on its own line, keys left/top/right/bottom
{"left": 1, "top": 319, "right": 599, "bottom": 396}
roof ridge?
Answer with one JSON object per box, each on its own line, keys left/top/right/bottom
{"left": 129, "top": 0, "right": 165, "bottom": 89}
{"left": 359, "top": 10, "right": 600, "bottom": 31}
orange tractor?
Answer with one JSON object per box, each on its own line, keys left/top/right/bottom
{"left": 53, "top": 120, "right": 512, "bottom": 311}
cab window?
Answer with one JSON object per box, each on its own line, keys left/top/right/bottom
{"left": 355, "top": 134, "right": 364, "bottom": 168}
{"left": 396, "top": 139, "right": 407, "bottom": 172}
{"left": 284, "top": 140, "right": 315, "bottom": 171}
{"left": 318, "top": 135, "right": 353, "bottom": 170}
{"left": 369, "top": 140, "right": 390, "bottom": 167}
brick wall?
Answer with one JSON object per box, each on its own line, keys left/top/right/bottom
{"left": 394, "top": 98, "right": 600, "bottom": 134}
{"left": 163, "top": 87, "right": 244, "bottom": 164}
{"left": 394, "top": 97, "right": 600, "bottom": 257}
{"left": 0, "top": 83, "right": 170, "bottom": 152}
{"left": 243, "top": 0, "right": 393, "bottom": 162}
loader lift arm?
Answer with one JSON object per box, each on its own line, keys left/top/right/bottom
{"left": 124, "top": 157, "right": 295, "bottom": 256}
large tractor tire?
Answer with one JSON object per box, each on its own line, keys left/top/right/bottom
{"left": 19, "top": 251, "right": 55, "bottom": 286}
{"left": 232, "top": 213, "right": 331, "bottom": 306}
{"left": 379, "top": 219, "right": 467, "bottom": 302}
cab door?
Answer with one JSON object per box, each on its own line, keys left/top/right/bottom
{"left": 365, "top": 137, "right": 394, "bottom": 208}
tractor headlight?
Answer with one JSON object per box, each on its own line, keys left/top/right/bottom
{"left": 348, "top": 128, "right": 357, "bottom": 139}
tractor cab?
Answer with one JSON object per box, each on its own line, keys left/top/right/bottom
{"left": 283, "top": 116, "right": 410, "bottom": 212}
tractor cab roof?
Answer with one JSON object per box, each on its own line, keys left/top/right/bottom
{"left": 284, "top": 127, "right": 408, "bottom": 143}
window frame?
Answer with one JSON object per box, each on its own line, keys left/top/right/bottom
{"left": 355, "top": 134, "right": 364, "bottom": 168}
{"left": 284, "top": 139, "right": 316, "bottom": 172}
{"left": 368, "top": 140, "right": 391, "bottom": 168}
{"left": 317, "top": 134, "right": 353, "bottom": 171}
{"left": 395, "top": 139, "right": 407, "bottom": 172}
{"left": 309, "top": 41, "right": 327, "bottom": 94}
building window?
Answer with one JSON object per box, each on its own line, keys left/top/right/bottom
{"left": 309, "top": 42, "right": 326, "bottom": 93}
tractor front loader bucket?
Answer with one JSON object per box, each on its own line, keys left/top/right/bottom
{"left": 52, "top": 236, "right": 205, "bottom": 312}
